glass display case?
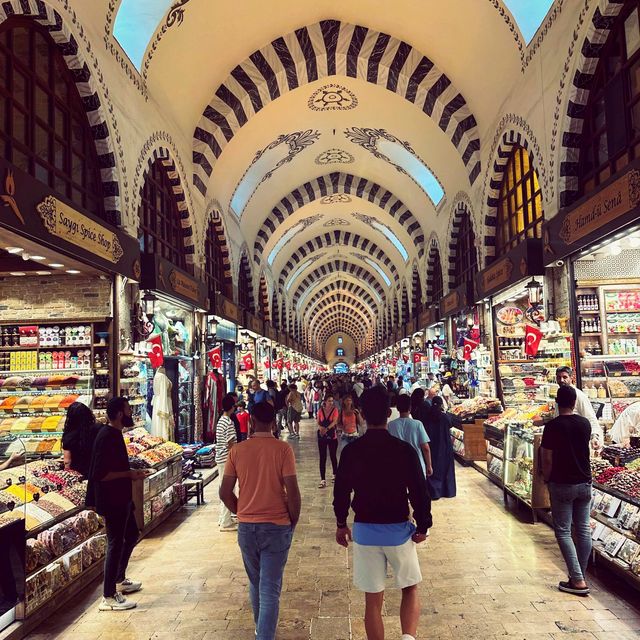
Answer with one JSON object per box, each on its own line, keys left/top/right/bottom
{"left": 503, "top": 423, "right": 549, "bottom": 516}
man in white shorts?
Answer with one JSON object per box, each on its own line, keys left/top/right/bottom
{"left": 333, "top": 385, "right": 431, "bottom": 640}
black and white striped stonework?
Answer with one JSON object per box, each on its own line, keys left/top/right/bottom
{"left": 208, "top": 211, "right": 233, "bottom": 294}
{"left": 411, "top": 265, "right": 422, "bottom": 315}
{"left": 447, "top": 202, "right": 476, "bottom": 290}
{"left": 0, "top": 0, "right": 120, "bottom": 225}
{"left": 270, "top": 294, "right": 279, "bottom": 329}
{"left": 193, "top": 20, "right": 481, "bottom": 194}
{"left": 255, "top": 171, "right": 424, "bottom": 265}
{"left": 307, "top": 295, "right": 374, "bottom": 328}
{"left": 278, "top": 231, "right": 400, "bottom": 290}
{"left": 239, "top": 254, "right": 255, "bottom": 313}
{"left": 302, "top": 282, "right": 378, "bottom": 319}
{"left": 315, "top": 314, "right": 369, "bottom": 343}
{"left": 485, "top": 129, "right": 535, "bottom": 263}
{"left": 143, "top": 148, "right": 195, "bottom": 263}
{"left": 291, "top": 260, "right": 387, "bottom": 305}
{"left": 312, "top": 303, "right": 372, "bottom": 331}
{"left": 559, "top": 0, "right": 624, "bottom": 208}
{"left": 426, "top": 236, "right": 442, "bottom": 305}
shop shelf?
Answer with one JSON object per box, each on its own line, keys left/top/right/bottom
{"left": 581, "top": 333, "right": 602, "bottom": 336}
{"left": 593, "top": 481, "right": 640, "bottom": 509}
{"left": 579, "top": 310, "right": 600, "bottom": 314}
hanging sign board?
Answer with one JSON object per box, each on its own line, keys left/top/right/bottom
{"left": 543, "top": 161, "right": 640, "bottom": 264}
{"left": 0, "top": 157, "right": 140, "bottom": 279}
{"left": 140, "top": 254, "right": 208, "bottom": 309}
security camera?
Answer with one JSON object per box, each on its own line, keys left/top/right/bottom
{"left": 554, "top": 260, "right": 564, "bottom": 268}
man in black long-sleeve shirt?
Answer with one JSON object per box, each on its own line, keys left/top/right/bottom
{"left": 333, "top": 385, "right": 431, "bottom": 640}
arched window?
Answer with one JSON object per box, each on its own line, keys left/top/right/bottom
{"left": 204, "top": 218, "right": 230, "bottom": 301}
{"left": 412, "top": 268, "right": 421, "bottom": 316}
{"left": 496, "top": 146, "right": 543, "bottom": 254}
{"left": 430, "top": 249, "right": 444, "bottom": 304}
{"left": 336, "top": 347, "right": 345, "bottom": 357}
{"left": 0, "top": 20, "right": 110, "bottom": 222}
{"left": 579, "top": 1, "right": 640, "bottom": 196}
{"left": 238, "top": 255, "right": 252, "bottom": 312}
{"left": 258, "top": 276, "right": 269, "bottom": 321}
{"left": 139, "top": 158, "right": 191, "bottom": 273}
{"left": 453, "top": 212, "right": 478, "bottom": 289}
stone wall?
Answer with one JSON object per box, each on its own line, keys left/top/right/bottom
{"left": 0, "top": 275, "right": 112, "bottom": 321}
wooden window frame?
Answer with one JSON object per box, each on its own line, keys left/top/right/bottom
{"left": 204, "top": 220, "right": 228, "bottom": 301}
{"left": 453, "top": 213, "right": 478, "bottom": 289}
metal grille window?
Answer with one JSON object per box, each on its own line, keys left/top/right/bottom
{"left": 0, "top": 20, "right": 108, "bottom": 222}
{"left": 238, "top": 255, "right": 252, "bottom": 311}
{"left": 453, "top": 212, "right": 478, "bottom": 289}
{"left": 430, "top": 250, "right": 444, "bottom": 303}
{"left": 580, "top": 1, "right": 640, "bottom": 195}
{"left": 204, "top": 220, "right": 228, "bottom": 301}
{"left": 497, "top": 146, "right": 543, "bottom": 254}
{"left": 139, "top": 159, "right": 190, "bottom": 273}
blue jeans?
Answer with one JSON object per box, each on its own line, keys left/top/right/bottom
{"left": 237, "top": 523, "right": 293, "bottom": 640}
{"left": 548, "top": 482, "right": 592, "bottom": 583}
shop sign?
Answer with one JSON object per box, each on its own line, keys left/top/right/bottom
{"left": 543, "top": 161, "right": 640, "bottom": 264}
{"left": 216, "top": 295, "right": 242, "bottom": 324}
{"left": 475, "top": 239, "right": 543, "bottom": 300}
{"left": 245, "top": 312, "right": 263, "bottom": 336}
{"left": 404, "top": 318, "right": 416, "bottom": 337}
{"left": 141, "top": 254, "right": 208, "bottom": 309}
{"left": 418, "top": 307, "right": 439, "bottom": 328}
{"left": 439, "top": 282, "right": 473, "bottom": 317}
{"left": 0, "top": 158, "right": 140, "bottom": 278}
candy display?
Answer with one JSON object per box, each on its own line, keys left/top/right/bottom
{"left": 601, "top": 445, "right": 640, "bottom": 465}
{"left": 448, "top": 397, "right": 502, "bottom": 420}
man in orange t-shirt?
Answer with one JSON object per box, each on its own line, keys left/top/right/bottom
{"left": 220, "top": 402, "right": 301, "bottom": 640}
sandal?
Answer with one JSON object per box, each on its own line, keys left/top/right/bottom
{"left": 558, "top": 580, "right": 590, "bottom": 596}
{"left": 318, "top": 480, "right": 326, "bottom": 488}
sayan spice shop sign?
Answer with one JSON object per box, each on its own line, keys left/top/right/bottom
{"left": 37, "top": 196, "right": 124, "bottom": 264}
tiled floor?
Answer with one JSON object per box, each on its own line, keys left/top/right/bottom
{"left": 26, "top": 419, "right": 640, "bottom": 639}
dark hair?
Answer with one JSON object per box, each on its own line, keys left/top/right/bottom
{"left": 556, "top": 365, "right": 573, "bottom": 377}
{"left": 64, "top": 402, "right": 95, "bottom": 434}
{"left": 237, "top": 401, "right": 246, "bottom": 409}
{"left": 107, "top": 396, "right": 129, "bottom": 421}
{"left": 266, "top": 379, "right": 276, "bottom": 388}
{"left": 431, "top": 396, "right": 444, "bottom": 412}
{"left": 222, "top": 393, "right": 236, "bottom": 412}
{"left": 324, "top": 394, "right": 334, "bottom": 401}
{"left": 397, "top": 394, "right": 411, "bottom": 413}
{"left": 410, "top": 388, "right": 425, "bottom": 411}
{"left": 556, "top": 384, "right": 577, "bottom": 409}
{"left": 361, "top": 385, "right": 390, "bottom": 425}
{"left": 253, "top": 401, "right": 275, "bottom": 424}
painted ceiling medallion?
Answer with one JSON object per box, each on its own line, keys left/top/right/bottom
{"left": 323, "top": 218, "right": 350, "bottom": 227}
{"left": 320, "top": 194, "right": 351, "bottom": 205}
{"left": 308, "top": 84, "right": 358, "bottom": 111}
{"left": 315, "top": 149, "right": 355, "bottom": 165}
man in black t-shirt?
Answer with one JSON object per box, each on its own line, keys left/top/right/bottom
{"left": 87, "top": 397, "right": 150, "bottom": 611}
{"left": 541, "top": 385, "right": 592, "bottom": 596}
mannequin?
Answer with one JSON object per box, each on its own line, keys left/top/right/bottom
{"left": 153, "top": 312, "right": 171, "bottom": 355}
{"left": 151, "top": 365, "right": 174, "bottom": 441}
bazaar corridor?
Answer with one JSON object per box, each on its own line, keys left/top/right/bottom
{"left": 24, "top": 419, "right": 640, "bottom": 640}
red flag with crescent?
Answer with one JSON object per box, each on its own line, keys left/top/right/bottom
{"left": 284, "top": 360, "right": 291, "bottom": 370}
{"left": 275, "top": 358, "right": 284, "bottom": 370}
{"left": 242, "top": 352, "right": 254, "bottom": 370}
{"left": 525, "top": 324, "right": 544, "bottom": 356}
{"left": 413, "top": 351, "right": 423, "bottom": 364}
{"left": 463, "top": 338, "right": 479, "bottom": 361}
{"left": 207, "top": 346, "right": 222, "bottom": 369}
{"left": 432, "top": 345, "right": 443, "bottom": 360}
{"left": 148, "top": 334, "right": 164, "bottom": 368}
{"left": 263, "top": 358, "right": 271, "bottom": 369}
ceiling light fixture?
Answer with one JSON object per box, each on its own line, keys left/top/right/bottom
{"left": 66, "top": 269, "right": 81, "bottom": 274}
{"left": 36, "top": 271, "right": 51, "bottom": 275}
{"left": 30, "top": 255, "right": 46, "bottom": 261}
{"left": 48, "top": 263, "right": 65, "bottom": 268}
{"left": 9, "top": 272, "right": 25, "bottom": 276}
{"left": 5, "top": 247, "right": 23, "bottom": 254}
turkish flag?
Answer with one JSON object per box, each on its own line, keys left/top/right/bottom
{"left": 275, "top": 358, "right": 284, "bottom": 370}
{"left": 463, "top": 338, "right": 479, "bottom": 361}
{"left": 284, "top": 360, "right": 291, "bottom": 370}
{"left": 525, "top": 324, "right": 544, "bottom": 356}
{"left": 263, "top": 358, "right": 271, "bottom": 369}
{"left": 432, "top": 345, "right": 443, "bottom": 361}
{"left": 413, "top": 352, "right": 423, "bottom": 364}
{"left": 207, "top": 346, "right": 222, "bottom": 369}
{"left": 242, "top": 352, "right": 254, "bottom": 370}
{"left": 148, "top": 334, "right": 164, "bottom": 368}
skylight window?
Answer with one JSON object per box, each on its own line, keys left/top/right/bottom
{"left": 268, "top": 221, "right": 306, "bottom": 266}
{"left": 286, "top": 259, "right": 313, "bottom": 291}
{"left": 113, "top": 0, "right": 173, "bottom": 70}
{"left": 372, "top": 222, "right": 408, "bottom": 261}
{"left": 364, "top": 258, "right": 392, "bottom": 287}
{"left": 504, "top": 0, "right": 555, "bottom": 44}
{"left": 376, "top": 138, "right": 444, "bottom": 207}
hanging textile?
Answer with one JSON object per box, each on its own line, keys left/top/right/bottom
{"left": 151, "top": 366, "right": 174, "bottom": 441}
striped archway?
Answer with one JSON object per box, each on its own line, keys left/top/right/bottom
{"left": 0, "top": 1, "right": 121, "bottom": 224}
{"left": 256, "top": 172, "right": 423, "bottom": 264}
{"left": 447, "top": 200, "right": 479, "bottom": 291}
{"left": 301, "top": 281, "right": 380, "bottom": 319}
{"left": 206, "top": 208, "right": 233, "bottom": 297}
{"left": 193, "top": 19, "right": 481, "bottom": 194}
{"left": 426, "top": 234, "right": 444, "bottom": 305}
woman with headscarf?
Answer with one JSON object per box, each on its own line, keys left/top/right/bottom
{"left": 410, "top": 388, "right": 430, "bottom": 427}
{"left": 62, "top": 402, "right": 101, "bottom": 477}
{"left": 423, "top": 396, "right": 456, "bottom": 499}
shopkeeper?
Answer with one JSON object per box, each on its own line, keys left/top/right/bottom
{"left": 554, "top": 367, "right": 603, "bottom": 448}
{"left": 610, "top": 402, "right": 640, "bottom": 445}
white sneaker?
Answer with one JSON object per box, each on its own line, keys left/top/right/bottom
{"left": 99, "top": 592, "right": 136, "bottom": 611}
{"left": 116, "top": 578, "right": 142, "bottom": 594}
{"left": 220, "top": 524, "right": 238, "bottom": 532}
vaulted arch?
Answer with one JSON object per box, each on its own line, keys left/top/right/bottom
{"left": 448, "top": 201, "right": 478, "bottom": 291}
{"left": 238, "top": 254, "right": 254, "bottom": 312}
{"left": 193, "top": 20, "right": 481, "bottom": 195}
{"left": 426, "top": 235, "right": 444, "bottom": 305}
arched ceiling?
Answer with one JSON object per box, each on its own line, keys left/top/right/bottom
{"left": 108, "top": 0, "right": 559, "bottom": 356}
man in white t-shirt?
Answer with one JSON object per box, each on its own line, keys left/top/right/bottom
{"left": 216, "top": 394, "right": 238, "bottom": 531}
{"left": 610, "top": 401, "right": 640, "bottom": 444}
{"left": 554, "top": 366, "right": 603, "bottom": 448}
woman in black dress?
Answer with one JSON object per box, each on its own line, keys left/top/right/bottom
{"left": 62, "top": 402, "right": 100, "bottom": 477}
{"left": 423, "top": 396, "right": 456, "bottom": 499}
